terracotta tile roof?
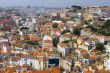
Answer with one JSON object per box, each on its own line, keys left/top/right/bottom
{"left": 90, "top": 49, "right": 99, "bottom": 55}
{"left": 20, "top": 54, "right": 28, "bottom": 58}
{"left": 0, "top": 50, "right": 4, "bottom": 54}
{"left": 16, "top": 65, "right": 22, "bottom": 69}
{"left": 15, "top": 44, "right": 23, "bottom": 47}
{"left": 0, "top": 19, "right": 13, "bottom": 24}
{"left": 28, "top": 51, "right": 34, "bottom": 55}
{"left": 23, "top": 34, "right": 42, "bottom": 41}
{"left": 70, "top": 70, "right": 77, "bottom": 73}
{"left": 33, "top": 69, "right": 50, "bottom": 73}
{"left": 32, "top": 67, "right": 60, "bottom": 73}
{"left": 100, "top": 69, "right": 110, "bottom": 73}
{"left": 44, "top": 40, "right": 52, "bottom": 43}
{"left": 21, "top": 71, "right": 27, "bottom": 73}
{"left": 27, "top": 70, "right": 33, "bottom": 73}
{"left": 33, "top": 52, "right": 45, "bottom": 57}
{"left": 0, "top": 30, "right": 5, "bottom": 32}
{"left": 45, "top": 22, "right": 53, "bottom": 25}
{"left": 52, "top": 22, "right": 64, "bottom": 25}
{"left": 13, "top": 57, "right": 21, "bottom": 61}
{"left": 84, "top": 70, "right": 93, "bottom": 73}
{"left": 15, "top": 40, "right": 25, "bottom": 43}
{"left": 82, "top": 28, "right": 91, "bottom": 32}
{"left": 49, "top": 67, "right": 60, "bottom": 73}
{"left": 5, "top": 67, "right": 16, "bottom": 73}
{"left": 90, "top": 55, "right": 97, "bottom": 60}
{"left": 21, "top": 64, "right": 29, "bottom": 68}
{"left": 51, "top": 28, "right": 61, "bottom": 32}
{"left": 58, "top": 43, "right": 70, "bottom": 48}
{"left": 104, "top": 36, "right": 110, "bottom": 38}
{"left": 0, "top": 69, "right": 5, "bottom": 73}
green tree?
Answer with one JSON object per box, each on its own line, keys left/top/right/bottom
{"left": 73, "top": 28, "right": 81, "bottom": 36}
{"left": 73, "top": 28, "right": 81, "bottom": 48}
{"left": 97, "top": 29, "right": 105, "bottom": 35}
{"left": 104, "top": 20, "right": 110, "bottom": 28}
{"left": 89, "top": 25, "right": 97, "bottom": 32}
{"left": 96, "top": 43, "right": 105, "bottom": 52}
{"left": 61, "top": 30, "right": 71, "bottom": 35}
{"left": 71, "top": 5, "right": 82, "bottom": 10}
{"left": 53, "top": 37, "right": 59, "bottom": 47}
{"left": 52, "top": 23, "right": 58, "bottom": 28}
{"left": 70, "top": 5, "right": 82, "bottom": 13}
{"left": 62, "top": 40, "right": 70, "bottom": 43}
{"left": 26, "top": 41, "right": 39, "bottom": 46}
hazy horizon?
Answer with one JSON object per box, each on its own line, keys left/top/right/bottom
{"left": 0, "top": 0, "right": 110, "bottom": 8}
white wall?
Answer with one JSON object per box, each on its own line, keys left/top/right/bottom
{"left": 104, "top": 59, "right": 110, "bottom": 71}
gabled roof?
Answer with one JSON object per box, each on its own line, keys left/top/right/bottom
{"left": 33, "top": 52, "right": 45, "bottom": 57}
{"left": 0, "top": 19, "right": 13, "bottom": 24}
{"left": 23, "top": 34, "right": 42, "bottom": 41}
{"left": 32, "top": 67, "right": 60, "bottom": 73}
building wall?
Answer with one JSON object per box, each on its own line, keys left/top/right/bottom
{"left": 104, "top": 59, "right": 110, "bottom": 71}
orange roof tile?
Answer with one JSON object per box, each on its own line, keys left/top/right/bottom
{"left": 16, "top": 65, "right": 22, "bottom": 69}
{"left": 5, "top": 67, "right": 16, "bottom": 73}
{"left": 90, "top": 50, "right": 99, "bottom": 55}
{"left": 44, "top": 40, "right": 52, "bottom": 43}
{"left": 49, "top": 67, "right": 60, "bottom": 73}
{"left": 90, "top": 55, "right": 97, "bottom": 60}
{"left": 32, "top": 67, "right": 60, "bottom": 73}
{"left": 23, "top": 34, "right": 42, "bottom": 41}
{"left": 15, "top": 44, "right": 23, "bottom": 47}
{"left": 0, "top": 69, "right": 5, "bottom": 73}
{"left": 104, "top": 36, "right": 110, "bottom": 38}
{"left": 33, "top": 52, "right": 45, "bottom": 57}
{"left": 13, "top": 57, "right": 21, "bottom": 61}
{"left": 21, "top": 64, "right": 29, "bottom": 68}
{"left": 84, "top": 70, "right": 93, "bottom": 73}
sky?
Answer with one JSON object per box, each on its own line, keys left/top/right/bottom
{"left": 0, "top": 0, "right": 110, "bottom": 7}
